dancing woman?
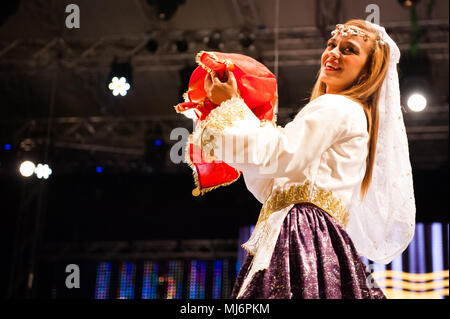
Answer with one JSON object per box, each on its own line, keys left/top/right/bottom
{"left": 195, "top": 20, "right": 415, "bottom": 299}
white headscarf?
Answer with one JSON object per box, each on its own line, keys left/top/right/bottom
{"left": 346, "top": 22, "right": 416, "bottom": 264}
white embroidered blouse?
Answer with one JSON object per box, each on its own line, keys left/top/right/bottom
{"left": 192, "top": 93, "right": 370, "bottom": 297}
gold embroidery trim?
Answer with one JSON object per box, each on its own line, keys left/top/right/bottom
{"left": 204, "top": 97, "right": 251, "bottom": 130}
{"left": 200, "top": 97, "right": 252, "bottom": 156}
{"left": 195, "top": 51, "right": 234, "bottom": 77}
{"left": 256, "top": 181, "right": 349, "bottom": 228}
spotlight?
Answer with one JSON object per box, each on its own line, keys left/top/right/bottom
{"left": 96, "top": 166, "right": 103, "bottom": 173}
{"left": 155, "top": 139, "right": 163, "bottom": 146}
{"left": 407, "top": 93, "right": 427, "bottom": 112}
{"left": 4, "top": 144, "right": 11, "bottom": 150}
{"left": 108, "top": 77, "right": 131, "bottom": 96}
{"left": 401, "top": 76, "right": 430, "bottom": 111}
{"left": 19, "top": 160, "right": 35, "bottom": 177}
{"left": 400, "top": 52, "right": 431, "bottom": 110}
{"left": 35, "top": 163, "right": 52, "bottom": 179}
{"left": 108, "top": 60, "right": 132, "bottom": 96}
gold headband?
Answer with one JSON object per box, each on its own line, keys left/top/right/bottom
{"left": 331, "top": 24, "right": 385, "bottom": 45}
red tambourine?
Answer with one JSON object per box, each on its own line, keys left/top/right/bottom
{"left": 174, "top": 51, "right": 277, "bottom": 196}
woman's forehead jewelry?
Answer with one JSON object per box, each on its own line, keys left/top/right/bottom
{"left": 331, "top": 24, "right": 385, "bottom": 45}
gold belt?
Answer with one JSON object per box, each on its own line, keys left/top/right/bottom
{"left": 257, "top": 181, "right": 349, "bottom": 228}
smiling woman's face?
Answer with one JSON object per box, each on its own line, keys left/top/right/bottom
{"left": 319, "top": 27, "right": 373, "bottom": 94}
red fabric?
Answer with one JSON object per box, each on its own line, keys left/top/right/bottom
{"left": 175, "top": 51, "right": 277, "bottom": 194}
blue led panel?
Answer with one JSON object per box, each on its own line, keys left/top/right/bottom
{"left": 94, "top": 262, "right": 112, "bottom": 299}
{"left": 141, "top": 262, "right": 158, "bottom": 299}
{"left": 118, "top": 262, "right": 136, "bottom": 299}
{"left": 212, "top": 260, "right": 222, "bottom": 299}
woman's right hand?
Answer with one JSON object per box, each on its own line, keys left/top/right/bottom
{"left": 204, "top": 70, "right": 240, "bottom": 105}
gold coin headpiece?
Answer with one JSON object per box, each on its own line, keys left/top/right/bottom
{"left": 331, "top": 24, "right": 385, "bottom": 46}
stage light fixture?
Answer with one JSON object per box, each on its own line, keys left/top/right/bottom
{"left": 96, "top": 166, "right": 103, "bottom": 173}
{"left": 175, "top": 39, "right": 188, "bottom": 53}
{"left": 146, "top": 0, "right": 186, "bottom": 21}
{"left": 146, "top": 39, "right": 159, "bottom": 53}
{"left": 19, "top": 160, "right": 35, "bottom": 177}
{"left": 108, "top": 77, "right": 131, "bottom": 96}
{"left": 108, "top": 60, "right": 133, "bottom": 97}
{"left": 400, "top": 52, "right": 431, "bottom": 111}
{"left": 407, "top": 93, "right": 427, "bottom": 112}
{"left": 20, "top": 138, "right": 35, "bottom": 151}
{"left": 35, "top": 163, "right": 52, "bottom": 179}
{"left": 4, "top": 144, "right": 11, "bottom": 150}
{"left": 238, "top": 30, "right": 255, "bottom": 50}
{"left": 397, "top": 0, "right": 420, "bottom": 7}
{"left": 204, "top": 31, "right": 223, "bottom": 50}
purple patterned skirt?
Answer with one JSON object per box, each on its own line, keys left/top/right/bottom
{"left": 231, "top": 203, "right": 386, "bottom": 299}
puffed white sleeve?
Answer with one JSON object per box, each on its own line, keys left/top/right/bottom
{"left": 192, "top": 94, "right": 365, "bottom": 180}
{"left": 241, "top": 173, "right": 274, "bottom": 204}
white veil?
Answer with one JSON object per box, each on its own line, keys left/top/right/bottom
{"left": 346, "top": 22, "right": 416, "bottom": 264}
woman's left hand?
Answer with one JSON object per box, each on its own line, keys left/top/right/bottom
{"left": 204, "top": 70, "right": 240, "bottom": 105}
